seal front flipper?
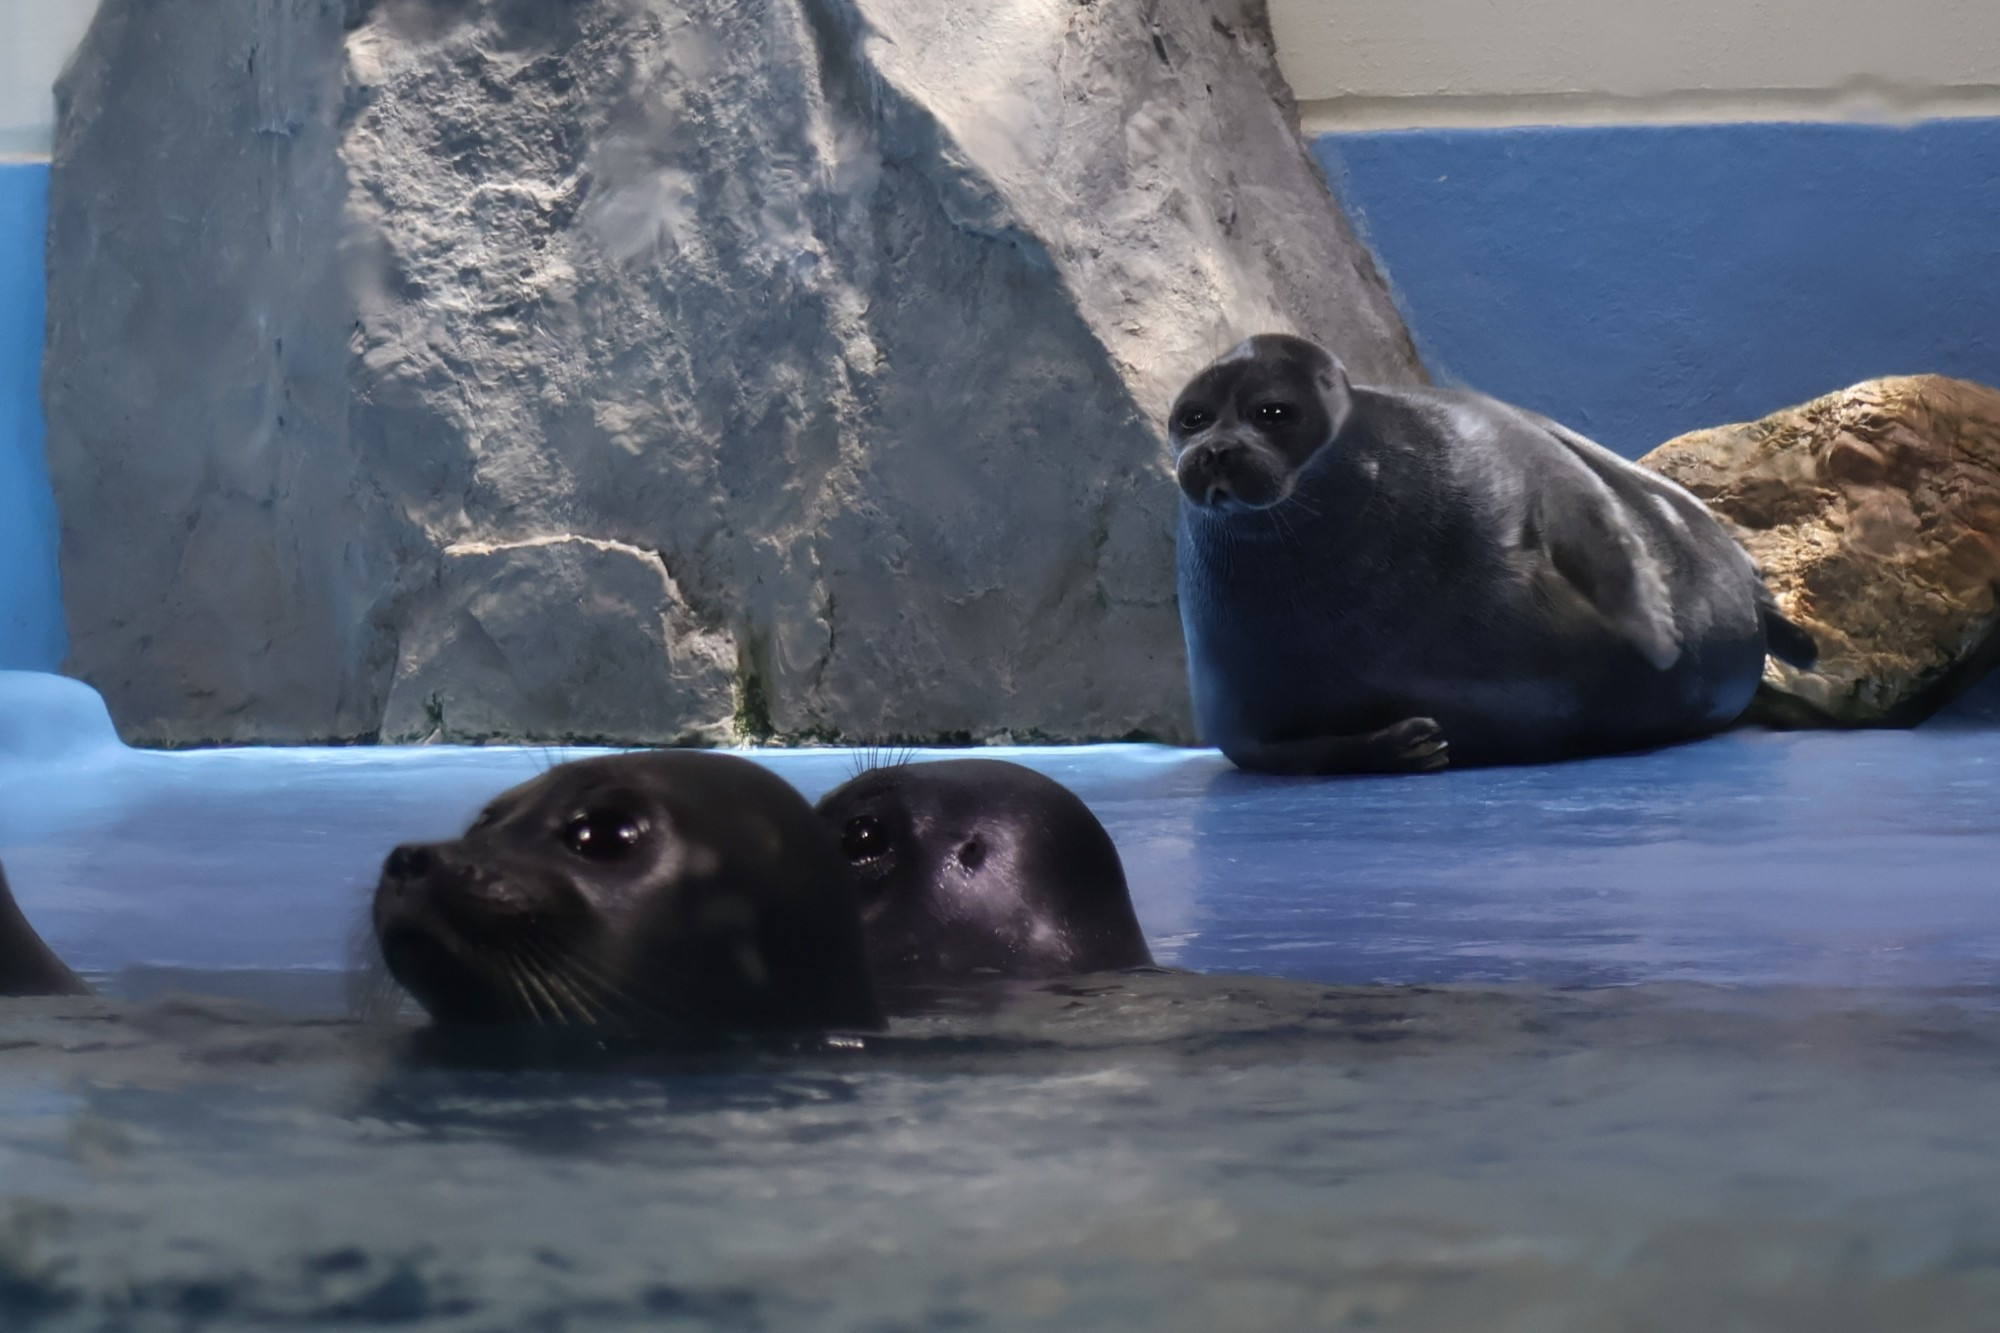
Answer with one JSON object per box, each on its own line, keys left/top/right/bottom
{"left": 1757, "top": 591, "right": 1819, "bottom": 669}
{"left": 1520, "top": 486, "right": 1681, "bottom": 671}
{"left": 0, "top": 862, "right": 89, "bottom": 997}
{"left": 1222, "top": 717, "right": 1448, "bottom": 776}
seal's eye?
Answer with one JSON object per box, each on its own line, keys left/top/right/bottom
{"left": 1254, "top": 402, "right": 1297, "bottom": 426}
{"left": 841, "top": 815, "right": 890, "bottom": 863}
{"left": 1176, "top": 406, "right": 1215, "bottom": 433}
{"left": 563, "top": 810, "right": 646, "bottom": 862}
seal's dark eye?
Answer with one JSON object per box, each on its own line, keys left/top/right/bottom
{"left": 563, "top": 810, "right": 645, "bottom": 861}
{"left": 841, "top": 815, "right": 889, "bottom": 863}
{"left": 1254, "top": 402, "right": 1298, "bottom": 426}
{"left": 1176, "top": 406, "right": 1215, "bottom": 433}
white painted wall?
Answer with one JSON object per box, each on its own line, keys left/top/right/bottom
{"left": 1270, "top": 0, "right": 2000, "bottom": 129}
{"left": 0, "top": 0, "right": 102, "bottom": 159}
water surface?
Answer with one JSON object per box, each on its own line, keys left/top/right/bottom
{"left": 1, "top": 715, "right": 1997, "bottom": 1328}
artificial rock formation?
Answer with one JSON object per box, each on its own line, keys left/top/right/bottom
{"left": 43, "top": 0, "right": 1422, "bottom": 746}
{"left": 1641, "top": 376, "right": 2000, "bottom": 726}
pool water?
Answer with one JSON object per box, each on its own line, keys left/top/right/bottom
{"left": 1, "top": 680, "right": 1998, "bottom": 1329}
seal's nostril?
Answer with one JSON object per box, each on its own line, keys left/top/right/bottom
{"left": 386, "top": 844, "right": 436, "bottom": 880}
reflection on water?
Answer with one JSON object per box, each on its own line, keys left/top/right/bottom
{"left": 1, "top": 973, "right": 1998, "bottom": 1330}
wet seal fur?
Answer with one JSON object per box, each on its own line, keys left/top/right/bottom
{"left": 1171, "top": 334, "right": 1817, "bottom": 773}
{"left": 373, "top": 752, "right": 882, "bottom": 1035}
{"left": 815, "top": 758, "right": 1153, "bottom": 1002}
{"left": 0, "top": 861, "right": 88, "bottom": 996}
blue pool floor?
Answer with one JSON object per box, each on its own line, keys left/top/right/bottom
{"left": 1, "top": 681, "right": 1996, "bottom": 997}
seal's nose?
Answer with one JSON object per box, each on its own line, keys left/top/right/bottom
{"left": 383, "top": 843, "right": 437, "bottom": 882}
{"left": 1176, "top": 443, "right": 1238, "bottom": 507}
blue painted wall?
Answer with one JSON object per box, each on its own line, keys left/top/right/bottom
{"left": 1315, "top": 119, "right": 2000, "bottom": 458}
{"left": 0, "top": 162, "right": 63, "bottom": 671}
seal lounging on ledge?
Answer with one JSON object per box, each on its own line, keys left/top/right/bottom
{"left": 1171, "top": 334, "right": 1818, "bottom": 775}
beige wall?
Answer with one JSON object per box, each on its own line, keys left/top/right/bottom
{"left": 0, "top": 0, "right": 101, "bottom": 159}
{"left": 10, "top": 2, "right": 1998, "bottom": 150}
{"left": 1269, "top": 0, "right": 2000, "bottom": 129}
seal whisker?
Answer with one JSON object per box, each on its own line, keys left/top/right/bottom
{"left": 515, "top": 959, "right": 574, "bottom": 1028}
{"left": 574, "top": 958, "right": 702, "bottom": 1029}
{"left": 518, "top": 953, "right": 595, "bottom": 1026}
{"left": 850, "top": 743, "right": 919, "bottom": 780}
{"left": 514, "top": 937, "right": 611, "bottom": 1026}
{"left": 500, "top": 957, "right": 555, "bottom": 1028}
{"left": 542, "top": 966, "right": 606, "bottom": 1026}
{"left": 519, "top": 935, "right": 687, "bottom": 1030}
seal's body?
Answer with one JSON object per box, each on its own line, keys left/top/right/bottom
{"left": 373, "top": 752, "right": 882, "bottom": 1034}
{"left": 0, "top": 862, "right": 88, "bottom": 997}
{"left": 815, "top": 759, "right": 1152, "bottom": 1001}
{"left": 1172, "top": 335, "right": 1816, "bottom": 773}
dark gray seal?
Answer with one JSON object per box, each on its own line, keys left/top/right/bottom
{"left": 814, "top": 758, "right": 1153, "bottom": 996}
{"left": 1171, "top": 334, "right": 1817, "bottom": 773}
{"left": 0, "top": 861, "right": 88, "bottom": 996}
{"left": 373, "top": 752, "right": 882, "bottom": 1033}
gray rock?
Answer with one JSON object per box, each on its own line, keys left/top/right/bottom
{"left": 379, "top": 536, "right": 739, "bottom": 745}
{"left": 44, "top": 0, "right": 1422, "bottom": 746}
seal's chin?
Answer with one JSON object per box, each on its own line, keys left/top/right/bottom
{"left": 376, "top": 922, "right": 541, "bottom": 1026}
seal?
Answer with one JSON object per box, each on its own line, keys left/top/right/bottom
{"left": 814, "top": 758, "right": 1153, "bottom": 995}
{"left": 1171, "top": 334, "right": 1818, "bottom": 773}
{"left": 0, "top": 861, "right": 89, "bottom": 997}
{"left": 372, "top": 751, "right": 883, "bottom": 1033}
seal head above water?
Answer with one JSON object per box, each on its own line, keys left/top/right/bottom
{"left": 373, "top": 752, "right": 882, "bottom": 1034}
{"left": 814, "top": 758, "right": 1153, "bottom": 996}
{"left": 1171, "top": 334, "right": 1817, "bottom": 773}
{"left": 0, "top": 861, "right": 88, "bottom": 996}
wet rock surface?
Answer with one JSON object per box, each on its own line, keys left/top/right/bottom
{"left": 43, "top": 0, "right": 1421, "bottom": 747}
{"left": 1641, "top": 375, "right": 2000, "bottom": 726}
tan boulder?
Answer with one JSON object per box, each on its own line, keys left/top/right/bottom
{"left": 1641, "top": 376, "right": 2000, "bottom": 726}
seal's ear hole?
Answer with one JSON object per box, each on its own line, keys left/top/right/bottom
{"left": 841, "top": 815, "right": 890, "bottom": 864}
{"left": 956, "top": 838, "right": 987, "bottom": 871}
{"left": 563, "top": 809, "right": 647, "bottom": 862}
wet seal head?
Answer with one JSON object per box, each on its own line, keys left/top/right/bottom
{"left": 373, "top": 752, "right": 882, "bottom": 1035}
{"left": 1170, "top": 334, "right": 1354, "bottom": 512}
{"left": 814, "top": 759, "right": 1153, "bottom": 999}
{"left": 0, "top": 861, "right": 89, "bottom": 997}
